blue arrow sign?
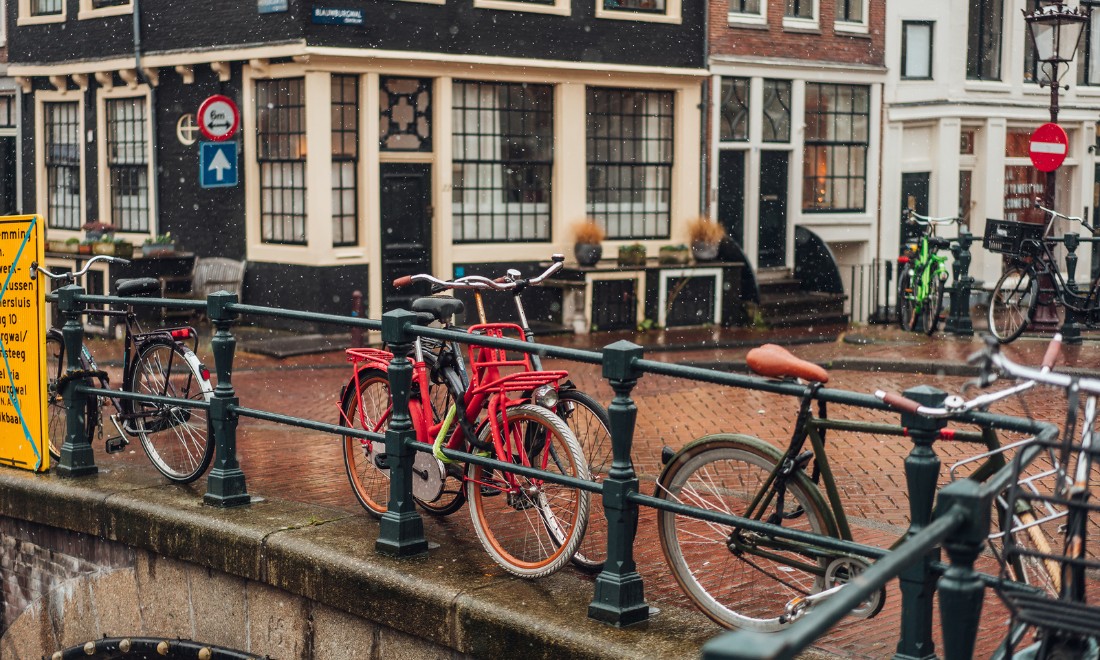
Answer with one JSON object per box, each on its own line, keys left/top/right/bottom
{"left": 200, "top": 142, "right": 238, "bottom": 188}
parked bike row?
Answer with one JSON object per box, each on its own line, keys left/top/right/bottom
{"left": 34, "top": 254, "right": 1096, "bottom": 658}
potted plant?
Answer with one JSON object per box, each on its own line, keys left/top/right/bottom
{"left": 571, "top": 219, "right": 605, "bottom": 267}
{"left": 93, "top": 236, "right": 134, "bottom": 259}
{"left": 687, "top": 217, "right": 725, "bottom": 262}
{"left": 47, "top": 238, "right": 71, "bottom": 253}
{"left": 143, "top": 232, "right": 175, "bottom": 257}
{"left": 659, "top": 244, "right": 690, "bottom": 265}
{"left": 78, "top": 239, "right": 94, "bottom": 255}
{"left": 82, "top": 221, "right": 117, "bottom": 242}
{"left": 617, "top": 243, "right": 647, "bottom": 267}
{"left": 61, "top": 237, "right": 81, "bottom": 254}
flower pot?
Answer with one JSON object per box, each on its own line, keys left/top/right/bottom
{"left": 574, "top": 243, "right": 602, "bottom": 267}
{"left": 659, "top": 246, "right": 690, "bottom": 265}
{"left": 692, "top": 241, "right": 719, "bottom": 262}
{"left": 77, "top": 244, "right": 93, "bottom": 255}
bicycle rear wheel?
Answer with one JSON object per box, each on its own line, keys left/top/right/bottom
{"left": 988, "top": 265, "right": 1037, "bottom": 344}
{"left": 128, "top": 340, "right": 214, "bottom": 483}
{"left": 340, "top": 367, "right": 393, "bottom": 517}
{"left": 655, "top": 434, "right": 837, "bottom": 631}
{"left": 466, "top": 403, "right": 590, "bottom": 578}
{"left": 897, "top": 263, "right": 917, "bottom": 331}
{"left": 45, "top": 329, "right": 99, "bottom": 462}
{"left": 920, "top": 271, "right": 946, "bottom": 336}
{"left": 555, "top": 388, "right": 610, "bottom": 572}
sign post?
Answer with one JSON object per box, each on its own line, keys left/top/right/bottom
{"left": 0, "top": 215, "right": 47, "bottom": 471}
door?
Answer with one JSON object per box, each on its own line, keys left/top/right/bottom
{"left": 717, "top": 150, "right": 745, "bottom": 247}
{"left": 380, "top": 163, "right": 433, "bottom": 313}
{"left": 900, "top": 172, "right": 930, "bottom": 248}
{"left": 757, "top": 151, "right": 788, "bottom": 269}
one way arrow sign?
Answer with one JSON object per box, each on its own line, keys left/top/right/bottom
{"left": 200, "top": 142, "right": 238, "bottom": 188}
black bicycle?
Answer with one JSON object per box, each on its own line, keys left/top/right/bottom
{"left": 35, "top": 255, "right": 215, "bottom": 483}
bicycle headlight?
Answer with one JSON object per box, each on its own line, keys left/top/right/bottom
{"left": 532, "top": 385, "right": 559, "bottom": 409}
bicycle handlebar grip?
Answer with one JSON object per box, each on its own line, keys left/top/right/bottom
{"left": 393, "top": 275, "right": 413, "bottom": 288}
{"left": 112, "top": 257, "right": 132, "bottom": 266}
{"left": 1041, "top": 334, "right": 1063, "bottom": 371}
{"left": 878, "top": 391, "right": 922, "bottom": 414}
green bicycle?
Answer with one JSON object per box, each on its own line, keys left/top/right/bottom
{"left": 896, "top": 209, "right": 958, "bottom": 335}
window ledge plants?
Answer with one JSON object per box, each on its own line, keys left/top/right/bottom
{"left": 142, "top": 232, "right": 175, "bottom": 257}
{"left": 617, "top": 243, "right": 647, "bottom": 267}
{"left": 658, "top": 244, "right": 690, "bottom": 265}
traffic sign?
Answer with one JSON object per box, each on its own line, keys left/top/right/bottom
{"left": 1029, "top": 122, "right": 1068, "bottom": 172}
{"left": 197, "top": 95, "right": 239, "bottom": 142}
{"left": 200, "top": 142, "right": 238, "bottom": 188}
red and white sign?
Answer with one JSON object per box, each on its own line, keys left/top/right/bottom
{"left": 197, "top": 95, "right": 239, "bottom": 142}
{"left": 1029, "top": 122, "right": 1068, "bottom": 172}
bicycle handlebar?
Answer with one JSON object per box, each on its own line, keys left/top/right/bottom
{"left": 903, "top": 209, "right": 959, "bottom": 227}
{"left": 1034, "top": 198, "right": 1097, "bottom": 235}
{"left": 30, "top": 255, "right": 130, "bottom": 282}
{"left": 393, "top": 254, "right": 566, "bottom": 291}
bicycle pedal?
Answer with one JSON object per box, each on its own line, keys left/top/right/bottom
{"left": 104, "top": 436, "right": 129, "bottom": 454}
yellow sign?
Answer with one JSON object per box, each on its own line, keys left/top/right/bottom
{"left": 0, "top": 215, "right": 47, "bottom": 471}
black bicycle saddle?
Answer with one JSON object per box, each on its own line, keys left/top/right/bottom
{"left": 412, "top": 296, "right": 464, "bottom": 323}
{"left": 115, "top": 278, "right": 161, "bottom": 297}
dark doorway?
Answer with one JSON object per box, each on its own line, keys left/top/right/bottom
{"left": 901, "top": 172, "right": 930, "bottom": 247}
{"left": 1093, "top": 164, "right": 1100, "bottom": 282}
{"left": 0, "top": 137, "right": 16, "bottom": 214}
{"left": 380, "top": 163, "right": 433, "bottom": 313}
{"left": 758, "top": 151, "right": 788, "bottom": 269}
{"left": 717, "top": 150, "right": 745, "bottom": 247}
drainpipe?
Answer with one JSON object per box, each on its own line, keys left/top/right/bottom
{"left": 133, "top": 0, "right": 160, "bottom": 234}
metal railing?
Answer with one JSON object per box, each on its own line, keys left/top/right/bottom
{"left": 47, "top": 282, "right": 1057, "bottom": 657}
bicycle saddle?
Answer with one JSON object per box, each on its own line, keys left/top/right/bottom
{"left": 412, "top": 296, "right": 464, "bottom": 323}
{"left": 115, "top": 278, "right": 161, "bottom": 297}
{"left": 745, "top": 344, "right": 829, "bottom": 383}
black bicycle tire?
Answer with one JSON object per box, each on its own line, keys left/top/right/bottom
{"left": 897, "top": 263, "right": 917, "bottom": 331}
{"left": 922, "top": 271, "right": 946, "bottom": 336}
{"left": 988, "top": 265, "right": 1037, "bottom": 344}
{"left": 555, "top": 388, "right": 611, "bottom": 573}
{"left": 45, "top": 328, "right": 99, "bottom": 462}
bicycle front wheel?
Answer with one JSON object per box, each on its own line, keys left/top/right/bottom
{"left": 45, "top": 329, "right": 99, "bottom": 462}
{"left": 467, "top": 403, "right": 590, "bottom": 578}
{"left": 555, "top": 388, "right": 611, "bottom": 572}
{"left": 897, "top": 263, "right": 917, "bottom": 331}
{"left": 128, "top": 340, "right": 214, "bottom": 483}
{"left": 656, "top": 434, "right": 835, "bottom": 631}
{"left": 921, "top": 271, "right": 946, "bottom": 336}
{"left": 340, "top": 367, "right": 393, "bottom": 517}
{"left": 988, "top": 265, "right": 1037, "bottom": 343}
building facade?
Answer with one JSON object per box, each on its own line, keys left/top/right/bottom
{"left": 10, "top": 0, "right": 706, "bottom": 325}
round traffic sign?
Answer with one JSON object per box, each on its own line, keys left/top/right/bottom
{"left": 197, "top": 95, "right": 239, "bottom": 142}
{"left": 1029, "top": 122, "right": 1068, "bottom": 172}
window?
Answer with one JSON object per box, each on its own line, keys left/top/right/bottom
{"left": 473, "top": 0, "right": 570, "bottom": 15}
{"left": 803, "top": 83, "right": 869, "bottom": 212}
{"left": 729, "top": 0, "right": 763, "bottom": 23}
{"left": 256, "top": 78, "right": 307, "bottom": 245}
{"left": 604, "top": 0, "right": 666, "bottom": 15}
{"left": 785, "top": 0, "right": 814, "bottom": 20}
{"left": 44, "top": 102, "right": 81, "bottom": 230}
{"left": 718, "top": 77, "right": 749, "bottom": 142}
{"left": 92, "top": 0, "right": 128, "bottom": 6}
{"left": 1079, "top": 2, "right": 1100, "bottom": 85}
{"left": 1023, "top": 0, "right": 1040, "bottom": 83}
{"left": 597, "top": 0, "right": 680, "bottom": 23}
{"left": 762, "top": 79, "right": 791, "bottom": 143}
{"left": 1005, "top": 129, "right": 1048, "bottom": 224}
{"left": 379, "top": 77, "right": 432, "bottom": 152}
{"left": 967, "top": 0, "right": 1003, "bottom": 81}
{"left": 105, "top": 97, "right": 149, "bottom": 232}
{"left": 835, "top": 0, "right": 862, "bottom": 23}
{"left": 586, "top": 87, "right": 674, "bottom": 239}
{"left": 31, "top": 0, "right": 61, "bottom": 16}
{"left": 0, "top": 96, "right": 15, "bottom": 129}
{"left": 902, "top": 21, "right": 934, "bottom": 80}
{"left": 332, "top": 75, "right": 358, "bottom": 247}
{"left": 452, "top": 81, "right": 553, "bottom": 243}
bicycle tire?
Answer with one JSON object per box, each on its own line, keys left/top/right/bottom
{"left": 45, "top": 329, "right": 99, "bottom": 462}
{"left": 340, "top": 367, "right": 394, "bottom": 517}
{"left": 921, "top": 271, "right": 946, "bottom": 336}
{"left": 988, "top": 265, "right": 1037, "bottom": 344}
{"left": 655, "top": 434, "right": 841, "bottom": 631}
{"left": 555, "top": 388, "right": 611, "bottom": 573}
{"left": 415, "top": 351, "right": 466, "bottom": 517}
{"left": 128, "top": 340, "right": 214, "bottom": 483}
{"left": 466, "top": 403, "right": 590, "bottom": 578}
{"left": 897, "top": 263, "right": 917, "bottom": 331}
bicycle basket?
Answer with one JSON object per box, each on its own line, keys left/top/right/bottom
{"left": 983, "top": 218, "right": 1044, "bottom": 256}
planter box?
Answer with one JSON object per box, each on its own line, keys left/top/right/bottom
{"left": 618, "top": 245, "right": 647, "bottom": 267}
{"left": 142, "top": 244, "right": 176, "bottom": 257}
{"left": 48, "top": 240, "right": 77, "bottom": 254}
{"left": 659, "top": 247, "right": 690, "bottom": 265}
{"left": 93, "top": 242, "right": 134, "bottom": 259}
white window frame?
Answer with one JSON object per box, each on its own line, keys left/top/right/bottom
{"left": 78, "top": 0, "right": 132, "bottom": 20}
{"left": 475, "top": 0, "right": 570, "bottom": 16}
{"left": 595, "top": 0, "right": 682, "bottom": 25}
{"left": 728, "top": 0, "right": 765, "bottom": 26}
{"left": 36, "top": 90, "right": 85, "bottom": 235}
{"left": 782, "top": 0, "right": 818, "bottom": 30}
{"left": 97, "top": 86, "right": 154, "bottom": 237}
{"left": 18, "top": 0, "right": 66, "bottom": 26}
{"left": 833, "top": 0, "right": 868, "bottom": 34}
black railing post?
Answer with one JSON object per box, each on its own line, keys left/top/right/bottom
{"left": 589, "top": 340, "right": 649, "bottom": 627}
{"left": 375, "top": 309, "right": 428, "bottom": 558}
{"left": 1061, "top": 233, "right": 1083, "bottom": 345}
{"left": 945, "top": 232, "right": 974, "bottom": 337}
{"left": 55, "top": 284, "right": 96, "bottom": 477}
{"left": 936, "top": 479, "right": 990, "bottom": 660}
{"left": 894, "top": 385, "right": 946, "bottom": 660}
{"left": 203, "top": 291, "right": 250, "bottom": 507}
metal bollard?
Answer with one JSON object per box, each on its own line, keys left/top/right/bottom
{"left": 375, "top": 309, "right": 428, "bottom": 558}
{"left": 203, "top": 291, "right": 250, "bottom": 507}
{"left": 936, "top": 480, "right": 990, "bottom": 660}
{"left": 894, "top": 385, "right": 946, "bottom": 660}
{"left": 588, "top": 340, "right": 649, "bottom": 626}
{"left": 1061, "top": 233, "right": 1083, "bottom": 345}
{"left": 945, "top": 232, "right": 975, "bottom": 337}
{"left": 55, "top": 284, "right": 97, "bottom": 477}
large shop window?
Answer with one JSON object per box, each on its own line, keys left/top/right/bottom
{"left": 106, "top": 98, "right": 149, "bottom": 232}
{"left": 44, "top": 102, "right": 81, "bottom": 230}
{"left": 256, "top": 78, "right": 307, "bottom": 245}
{"left": 332, "top": 74, "right": 359, "bottom": 247}
{"left": 452, "top": 81, "right": 553, "bottom": 243}
{"left": 586, "top": 87, "right": 674, "bottom": 239}
{"left": 802, "top": 83, "right": 869, "bottom": 213}
{"left": 967, "top": 0, "right": 1003, "bottom": 81}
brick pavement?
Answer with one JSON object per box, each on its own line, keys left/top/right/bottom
{"left": 77, "top": 325, "right": 1100, "bottom": 659}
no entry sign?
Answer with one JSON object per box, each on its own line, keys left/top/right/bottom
{"left": 1030, "top": 123, "right": 1068, "bottom": 172}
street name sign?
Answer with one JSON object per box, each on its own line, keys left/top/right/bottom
{"left": 200, "top": 142, "right": 238, "bottom": 188}
{"left": 197, "top": 95, "right": 239, "bottom": 142}
{"left": 1029, "top": 123, "right": 1068, "bottom": 172}
{"left": 0, "top": 215, "right": 47, "bottom": 471}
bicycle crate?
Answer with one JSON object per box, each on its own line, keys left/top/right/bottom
{"left": 983, "top": 218, "right": 1044, "bottom": 255}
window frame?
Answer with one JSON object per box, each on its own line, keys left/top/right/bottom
{"left": 1078, "top": 1, "right": 1100, "bottom": 86}
{"left": 18, "top": 0, "right": 66, "bottom": 25}
{"left": 595, "top": 0, "right": 682, "bottom": 25}
{"left": 728, "top": 0, "right": 765, "bottom": 26}
{"left": 78, "top": 0, "right": 132, "bottom": 20}
{"left": 98, "top": 90, "right": 153, "bottom": 235}
{"left": 331, "top": 74, "right": 360, "bottom": 248}
{"left": 966, "top": 0, "right": 1004, "bottom": 81}
{"left": 255, "top": 76, "right": 309, "bottom": 246}
{"left": 37, "top": 93, "right": 84, "bottom": 233}
{"left": 718, "top": 76, "right": 750, "bottom": 143}
{"left": 474, "top": 0, "right": 570, "bottom": 16}
{"left": 834, "top": 0, "right": 868, "bottom": 33}
{"left": 783, "top": 0, "right": 818, "bottom": 30}
{"left": 802, "top": 82, "right": 870, "bottom": 214}
{"left": 901, "top": 21, "right": 935, "bottom": 81}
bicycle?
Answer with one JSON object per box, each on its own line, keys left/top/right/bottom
{"left": 34, "top": 255, "right": 215, "bottom": 483}
{"left": 985, "top": 200, "right": 1100, "bottom": 344}
{"left": 653, "top": 342, "right": 1036, "bottom": 631}
{"left": 897, "top": 208, "right": 958, "bottom": 335}
{"left": 338, "top": 266, "right": 591, "bottom": 578}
